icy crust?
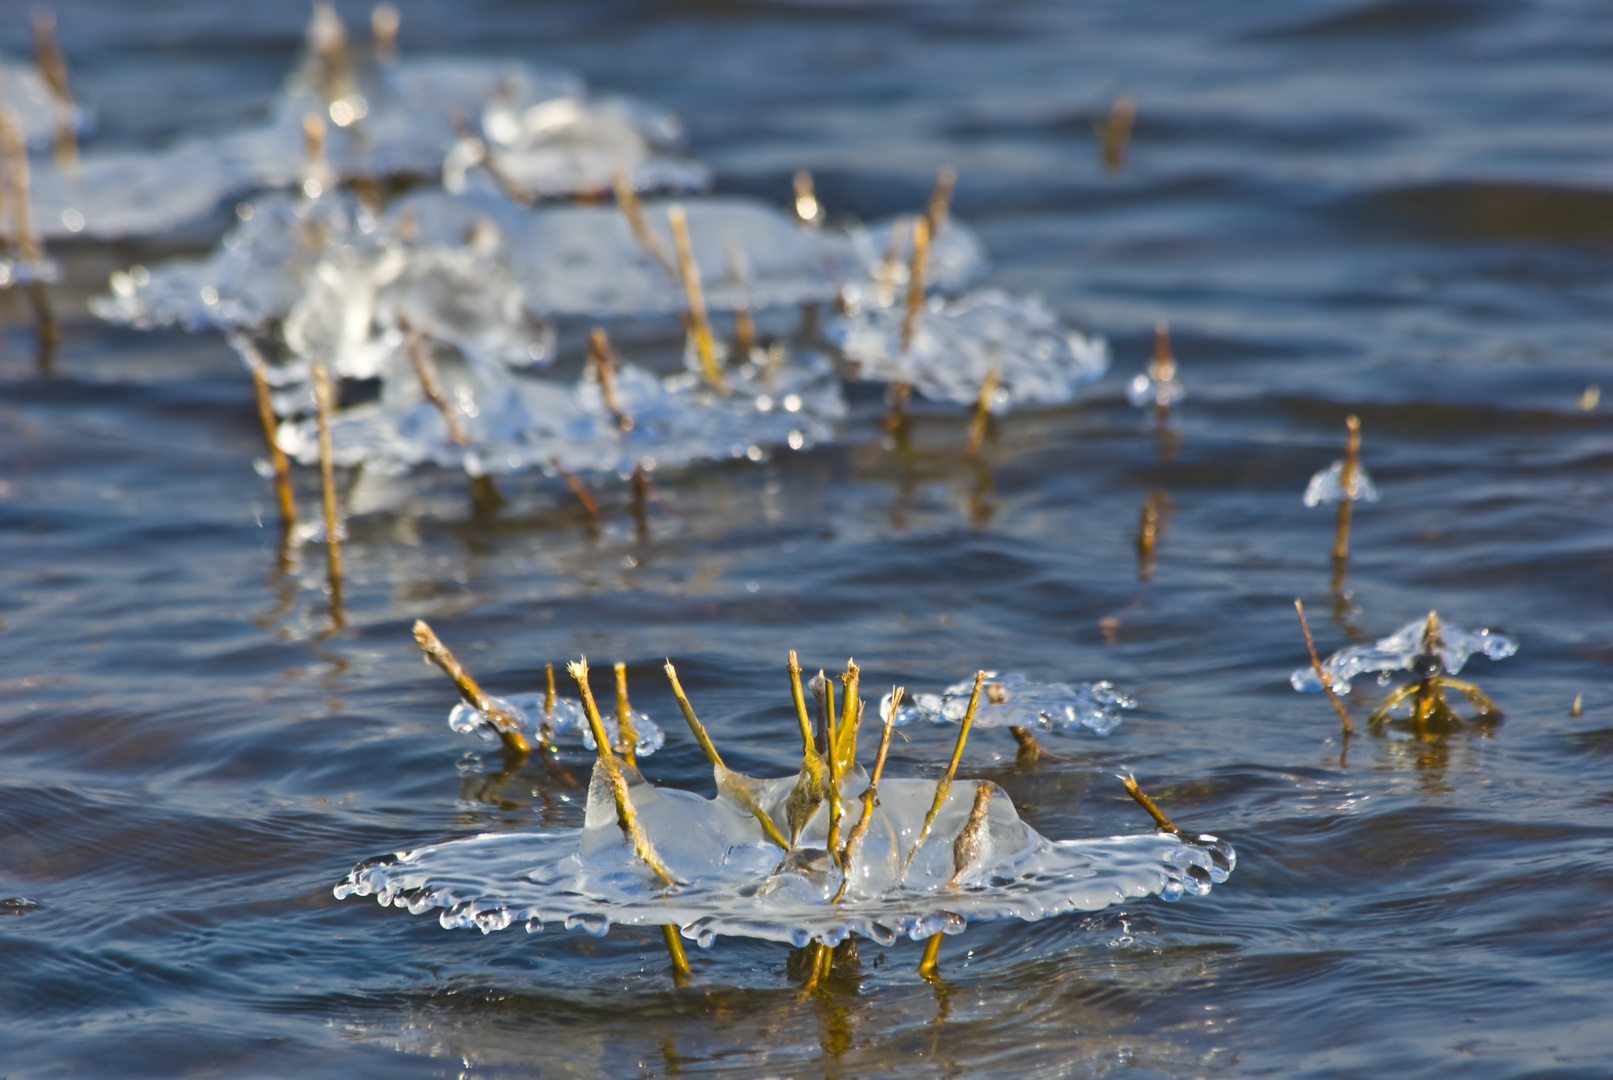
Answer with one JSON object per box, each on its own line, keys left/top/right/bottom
{"left": 1291, "top": 618, "right": 1518, "bottom": 694}
{"left": 829, "top": 290, "right": 1109, "bottom": 409}
{"left": 0, "top": 59, "right": 90, "bottom": 152}
{"left": 274, "top": 345, "right": 844, "bottom": 478}
{"left": 879, "top": 673, "right": 1136, "bottom": 736}
{"left": 1302, "top": 460, "right": 1381, "bottom": 507}
{"left": 334, "top": 766, "right": 1233, "bottom": 947}
{"left": 822, "top": 213, "right": 989, "bottom": 304}
{"left": 448, "top": 693, "right": 665, "bottom": 758}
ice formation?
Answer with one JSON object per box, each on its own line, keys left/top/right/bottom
{"left": 830, "top": 290, "right": 1109, "bottom": 408}
{"left": 449, "top": 693, "right": 665, "bottom": 759}
{"left": 1303, "top": 459, "right": 1380, "bottom": 507}
{"left": 335, "top": 763, "right": 1232, "bottom": 948}
{"left": 879, "top": 672, "right": 1136, "bottom": 736}
{"left": 1291, "top": 617, "right": 1517, "bottom": 695}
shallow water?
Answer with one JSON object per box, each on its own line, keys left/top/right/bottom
{"left": 5, "top": 1, "right": 1613, "bottom": 1077}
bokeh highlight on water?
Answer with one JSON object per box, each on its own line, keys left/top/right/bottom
{"left": 5, "top": 1, "right": 1613, "bottom": 1076}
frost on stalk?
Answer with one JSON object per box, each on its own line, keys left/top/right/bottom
{"left": 829, "top": 290, "right": 1109, "bottom": 408}
{"left": 335, "top": 768, "right": 1232, "bottom": 947}
{"left": 1291, "top": 618, "right": 1517, "bottom": 695}
{"left": 448, "top": 693, "right": 665, "bottom": 758}
{"left": 879, "top": 672, "right": 1136, "bottom": 736}
{"left": 1303, "top": 459, "right": 1380, "bottom": 507}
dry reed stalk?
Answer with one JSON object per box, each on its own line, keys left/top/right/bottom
{"left": 785, "top": 652, "right": 829, "bottom": 844}
{"left": 661, "top": 925, "right": 692, "bottom": 982}
{"left": 831, "top": 686, "right": 901, "bottom": 903}
{"left": 902, "top": 670, "right": 985, "bottom": 878}
{"left": 1332, "top": 415, "right": 1362, "bottom": 564}
{"left": 832, "top": 660, "right": 862, "bottom": 774}
{"left": 1118, "top": 773, "right": 1185, "bottom": 836}
{"left": 587, "top": 328, "right": 634, "bottom": 432}
{"left": 947, "top": 781, "right": 992, "bottom": 887}
{"left": 30, "top": 11, "right": 76, "bottom": 170}
{"left": 1008, "top": 725, "right": 1041, "bottom": 766}
{"left": 885, "top": 216, "right": 932, "bottom": 433}
{"left": 667, "top": 205, "right": 725, "bottom": 392}
{"left": 725, "top": 245, "right": 756, "bottom": 359}
{"left": 964, "top": 367, "right": 999, "bottom": 459}
{"left": 401, "top": 323, "right": 471, "bottom": 445}
{"left": 925, "top": 167, "right": 956, "bottom": 239}
{"left": 247, "top": 353, "right": 298, "bottom": 528}
{"left": 0, "top": 105, "right": 55, "bottom": 366}
{"left": 568, "top": 657, "right": 677, "bottom": 885}
{"left": 663, "top": 661, "right": 790, "bottom": 850}
{"left": 412, "top": 619, "right": 530, "bottom": 755}
{"left": 370, "top": 3, "right": 400, "bottom": 62}
{"left": 917, "top": 930, "right": 944, "bottom": 979}
{"left": 823, "top": 670, "right": 843, "bottom": 867}
{"left": 630, "top": 462, "right": 650, "bottom": 541}
{"left": 792, "top": 170, "right": 823, "bottom": 227}
{"left": 1571, "top": 695, "right": 1583, "bottom": 719}
{"left": 613, "top": 661, "right": 641, "bottom": 766}
{"left": 311, "top": 363, "right": 343, "bottom": 604}
{"left": 1100, "top": 94, "right": 1137, "bottom": 173}
{"left": 1136, "top": 494, "right": 1160, "bottom": 582}
{"left": 1294, "top": 599, "right": 1355, "bottom": 736}
{"left": 611, "top": 168, "right": 677, "bottom": 279}
{"left": 550, "top": 456, "right": 602, "bottom": 530}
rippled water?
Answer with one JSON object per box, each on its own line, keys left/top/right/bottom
{"left": 6, "top": 1, "right": 1613, "bottom": 1076}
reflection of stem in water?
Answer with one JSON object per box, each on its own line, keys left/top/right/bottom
{"left": 968, "top": 458, "right": 995, "bottom": 529}
{"left": 1136, "top": 490, "right": 1163, "bottom": 582}
{"left": 312, "top": 363, "right": 343, "bottom": 618}
{"left": 964, "top": 367, "right": 998, "bottom": 459}
{"left": 1294, "top": 598, "right": 1355, "bottom": 737}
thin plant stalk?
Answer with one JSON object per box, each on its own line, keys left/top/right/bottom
{"left": 588, "top": 328, "right": 634, "bottom": 432}
{"left": 832, "top": 660, "right": 862, "bottom": 774}
{"left": 661, "top": 925, "right": 692, "bottom": 982}
{"left": 667, "top": 204, "right": 725, "bottom": 392}
{"left": 412, "top": 620, "right": 530, "bottom": 755}
{"left": 901, "top": 670, "right": 985, "bottom": 878}
{"left": 785, "top": 652, "right": 829, "bottom": 845}
{"left": 0, "top": 106, "right": 56, "bottom": 369}
{"left": 402, "top": 324, "right": 470, "bottom": 445}
{"left": 885, "top": 215, "right": 932, "bottom": 434}
{"left": 1100, "top": 94, "right": 1138, "bottom": 173}
{"left": 925, "top": 166, "right": 956, "bottom": 239}
{"left": 568, "top": 658, "right": 677, "bottom": 885}
{"left": 831, "top": 686, "right": 901, "bottom": 903}
{"left": 613, "top": 661, "right": 641, "bottom": 766}
{"left": 726, "top": 244, "right": 756, "bottom": 359}
{"left": 917, "top": 931, "right": 943, "bottom": 979}
{"left": 824, "top": 674, "right": 843, "bottom": 867}
{"left": 663, "top": 661, "right": 790, "bottom": 850}
{"left": 542, "top": 662, "right": 557, "bottom": 743}
{"left": 612, "top": 168, "right": 678, "bottom": 280}
{"left": 630, "top": 461, "right": 650, "bottom": 542}
{"left": 311, "top": 362, "right": 343, "bottom": 609}
{"left": 1295, "top": 599, "right": 1354, "bottom": 736}
{"left": 964, "top": 367, "right": 999, "bottom": 459}
{"left": 30, "top": 11, "right": 77, "bottom": 170}
{"left": 550, "top": 456, "right": 601, "bottom": 531}
{"left": 1118, "top": 773, "right": 1185, "bottom": 836}
{"left": 1332, "top": 415, "right": 1362, "bottom": 564}
{"left": 244, "top": 347, "right": 297, "bottom": 529}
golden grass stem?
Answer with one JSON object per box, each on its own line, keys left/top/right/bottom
{"left": 824, "top": 672, "right": 843, "bottom": 867}
{"left": 401, "top": 323, "right": 470, "bottom": 445}
{"left": 244, "top": 347, "right": 297, "bottom": 528}
{"left": 569, "top": 657, "right": 678, "bottom": 886}
{"left": 631, "top": 461, "right": 651, "bottom": 541}
{"left": 726, "top": 244, "right": 756, "bottom": 359}
{"left": 831, "top": 686, "right": 901, "bottom": 903}
{"left": 833, "top": 660, "right": 862, "bottom": 774}
{"left": 311, "top": 362, "right": 343, "bottom": 608}
{"left": 550, "top": 456, "right": 602, "bottom": 531}
{"left": 917, "top": 932, "right": 943, "bottom": 979}
{"left": 614, "top": 661, "right": 640, "bottom": 767}
{"left": 898, "top": 216, "right": 931, "bottom": 358}
{"left": 30, "top": 11, "right": 76, "bottom": 170}
{"left": 667, "top": 204, "right": 725, "bottom": 392}
{"left": 964, "top": 367, "right": 999, "bottom": 459}
{"left": 1118, "top": 773, "right": 1184, "bottom": 836}
{"left": 661, "top": 924, "right": 692, "bottom": 981}
{"left": 925, "top": 166, "right": 956, "bottom": 239}
{"left": 612, "top": 168, "right": 678, "bottom": 280}
{"left": 788, "top": 651, "right": 815, "bottom": 754}
{"left": 1295, "top": 599, "right": 1354, "bottom": 736}
{"left": 902, "top": 670, "right": 985, "bottom": 878}
{"left": 588, "top": 327, "right": 634, "bottom": 432}
{"left": 663, "top": 660, "right": 790, "bottom": 850}
{"left": 1100, "top": 94, "right": 1137, "bottom": 173}
{"left": 0, "top": 106, "right": 44, "bottom": 264}
{"left": 412, "top": 619, "right": 530, "bottom": 755}
{"left": 1332, "top": 415, "right": 1362, "bottom": 563}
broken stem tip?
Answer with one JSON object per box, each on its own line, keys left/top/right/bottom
{"left": 411, "top": 620, "right": 529, "bottom": 754}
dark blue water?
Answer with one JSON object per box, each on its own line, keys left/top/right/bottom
{"left": 5, "top": 1, "right": 1613, "bottom": 1076}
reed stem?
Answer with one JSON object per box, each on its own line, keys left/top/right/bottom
{"left": 964, "top": 367, "right": 999, "bottom": 459}
{"left": 311, "top": 362, "right": 343, "bottom": 608}
{"left": 925, "top": 167, "right": 956, "bottom": 239}
{"left": 30, "top": 11, "right": 77, "bottom": 170}
{"left": 661, "top": 924, "right": 692, "bottom": 982}
{"left": 1100, "top": 94, "right": 1137, "bottom": 173}
{"left": 726, "top": 244, "right": 756, "bottom": 359}
{"left": 831, "top": 686, "right": 901, "bottom": 903}
{"left": 917, "top": 932, "right": 943, "bottom": 979}
{"left": 667, "top": 205, "right": 725, "bottom": 393}
{"left": 902, "top": 670, "right": 985, "bottom": 877}
{"left": 587, "top": 328, "right": 634, "bottom": 432}
{"left": 568, "top": 657, "right": 677, "bottom": 886}
{"left": 1332, "top": 415, "right": 1361, "bottom": 563}
{"left": 402, "top": 322, "right": 470, "bottom": 445}
{"left": 243, "top": 346, "right": 297, "bottom": 528}
{"left": 1295, "top": 599, "right": 1354, "bottom": 736}
{"left": 1118, "top": 773, "right": 1185, "bottom": 836}
{"left": 550, "top": 456, "right": 601, "bottom": 531}
{"left": 613, "top": 661, "right": 640, "bottom": 766}
{"left": 612, "top": 168, "right": 678, "bottom": 280}
{"left": 833, "top": 660, "right": 862, "bottom": 774}
{"left": 412, "top": 620, "right": 530, "bottom": 755}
